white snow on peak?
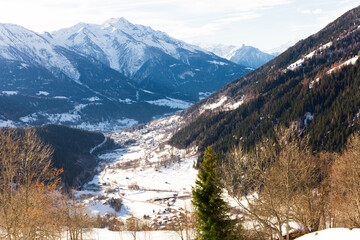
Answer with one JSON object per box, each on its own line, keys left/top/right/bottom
{"left": 51, "top": 17, "right": 204, "bottom": 77}
{"left": 193, "top": 42, "right": 238, "bottom": 59}
{"left": 0, "top": 24, "right": 80, "bottom": 81}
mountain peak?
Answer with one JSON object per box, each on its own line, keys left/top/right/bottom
{"left": 102, "top": 17, "right": 133, "bottom": 28}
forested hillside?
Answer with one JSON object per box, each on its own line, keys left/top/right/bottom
{"left": 0, "top": 124, "right": 107, "bottom": 187}
{"left": 169, "top": 6, "right": 360, "bottom": 157}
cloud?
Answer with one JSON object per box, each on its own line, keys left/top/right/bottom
{"left": 299, "top": 8, "right": 323, "bottom": 15}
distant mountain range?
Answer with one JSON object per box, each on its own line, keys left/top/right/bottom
{"left": 0, "top": 18, "right": 251, "bottom": 132}
{"left": 195, "top": 43, "right": 277, "bottom": 69}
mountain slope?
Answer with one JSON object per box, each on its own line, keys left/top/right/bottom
{"left": 197, "top": 43, "right": 276, "bottom": 69}
{"left": 0, "top": 19, "right": 251, "bottom": 131}
{"left": 227, "top": 45, "right": 276, "bottom": 69}
{"left": 1, "top": 124, "right": 107, "bottom": 187}
{"left": 169, "top": 5, "right": 360, "bottom": 156}
{"left": 49, "top": 18, "right": 250, "bottom": 101}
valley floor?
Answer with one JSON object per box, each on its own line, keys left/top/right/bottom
{"left": 77, "top": 114, "right": 198, "bottom": 229}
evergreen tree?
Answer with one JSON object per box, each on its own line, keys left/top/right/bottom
{"left": 192, "top": 147, "right": 238, "bottom": 240}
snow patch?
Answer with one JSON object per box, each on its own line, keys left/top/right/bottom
{"left": 288, "top": 42, "right": 333, "bottom": 71}
{"left": 119, "top": 98, "right": 135, "bottom": 104}
{"left": 327, "top": 56, "right": 359, "bottom": 74}
{"left": 200, "top": 96, "right": 228, "bottom": 113}
{"left": 198, "top": 92, "right": 212, "bottom": 100}
{"left": 53, "top": 96, "right": 68, "bottom": 99}
{"left": 0, "top": 119, "right": 16, "bottom": 127}
{"left": 84, "top": 96, "right": 100, "bottom": 102}
{"left": 1, "top": 91, "right": 18, "bottom": 95}
{"left": 141, "top": 89, "right": 155, "bottom": 94}
{"left": 146, "top": 98, "right": 192, "bottom": 109}
{"left": 36, "top": 91, "right": 49, "bottom": 96}
{"left": 85, "top": 228, "right": 187, "bottom": 240}
{"left": 207, "top": 60, "right": 227, "bottom": 66}
{"left": 304, "top": 112, "right": 313, "bottom": 128}
{"left": 178, "top": 71, "right": 195, "bottom": 79}
{"left": 224, "top": 96, "right": 244, "bottom": 111}
{"left": 73, "top": 118, "right": 138, "bottom": 133}
{"left": 287, "top": 58, "right": 305, "bottom": 71}
{"left": 296, "top": 228, "right": 360, "bottom": 240}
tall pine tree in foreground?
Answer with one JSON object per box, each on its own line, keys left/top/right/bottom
{"left": 192, "top": 146, "right": 238, "bottom": 240}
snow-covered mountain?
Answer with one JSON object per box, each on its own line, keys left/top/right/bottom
{"left": 50, "top": 18, "right": 204, "bottom": 77}
{"left": 0, "top": 19, "right": 251, "bottom": 131}
{"left": 196, "top": 43, "right": 276, "bottom": 69}
{"left": 48, "top": 18, "right": 250, "bottom": 100}
{"left": 0, "top": 24, "right": 79, "bottom": 80}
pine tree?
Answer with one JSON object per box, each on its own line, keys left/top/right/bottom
{"left": 192, "top": 146, "right": 237, "bottom": 240}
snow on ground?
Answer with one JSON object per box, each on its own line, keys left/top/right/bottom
{"left": 327, "top": 56, "right": 359, "bottom": 74}
{"left": 0, "top": 119, "right": 16, "bottom": 127}
{"left": 199, "top": 95, "right": 245, "bottom": 113}
{"left": 1, "top": 90, "right": 18, "bottom": 95}
{"left": 178, "top": 71, "right": 195, "bottom": 79}
{"left": 69, "top": 228, "right": 192, "bottom": 240}
{"left": 207, "top": 60, "right": 227, "bottom": 65}
{"left": 224, "top": 95, "right": 244, "bottom": 111}
{"left": 200, "top": 96, "right": 228, "bottom": 113}
{"left": 287, "top": 58, "right": 305, "bottom": 71}
{"left": 54, "top": 96, "right": 68, "bottom": 99}
{"left": 79, "top": 114, "right": 198, "bottom": 229}
{"left": 119, "top": 98, "right": 135, "bottom": 104}
{"left": 146, "top": 98, "right": 192, "bottom": 109}
{"left": 73, "top": 118, "right": 138, "bottom": 133}
{"left": 85, "top": 96, "right": 101, "bottom": 102}
{"left": 287, "top": 42, "right": 333, "bottom": 71}
{"left": 198, "top": 92, "right": 212, "bottom": 100}
{"left": 296, "top": 228, "right": 360, "bottom": 240}
{"left": 36, "top": 91, "right": 49, "bottom": 96}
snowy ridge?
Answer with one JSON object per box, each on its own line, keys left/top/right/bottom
{"left": 0, "top": 24, "right": 80, "bottom": 81}
{"left": 51, "top": 18, "right": 206, "bottom": 77}
{"left": 196, "top": 42, "right": 275, "bottom": 69}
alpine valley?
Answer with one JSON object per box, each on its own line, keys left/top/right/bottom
{"left": 2, "top": 4, "right": 360, "bottom": 240}
{"left": 0, "top": 18, "right": 252, "bottom": 132}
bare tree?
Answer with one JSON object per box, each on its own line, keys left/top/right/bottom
{"left": 223, "top": 127, "right": 321, "bottom": 240}
{"left": 331, "top": 133, "right": 360, "bottom": 227}
{"left": 0, "top": 128, "right": 63, "bottom": 240}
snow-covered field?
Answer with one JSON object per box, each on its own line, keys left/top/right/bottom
{"left": 296, "top": 228, "right": 360, "bottom": 240}
{"left": 63, "top": 228, "right": 192, "bottom": 240}
{"left": 78, "top": 114, "right": 198, "bottom": 230}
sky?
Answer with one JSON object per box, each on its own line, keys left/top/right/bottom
{"left": 0, "top": 0, "right": 359, "bottom": 51}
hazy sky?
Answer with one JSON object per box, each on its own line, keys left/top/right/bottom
{"left": 0, "top": 0, "right": 359, "bottom": 51}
